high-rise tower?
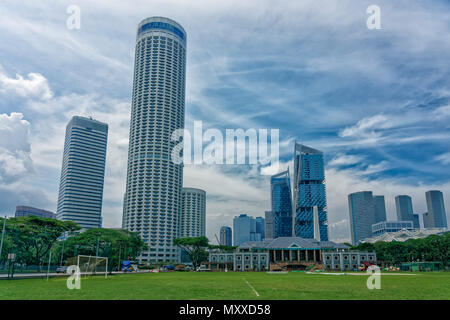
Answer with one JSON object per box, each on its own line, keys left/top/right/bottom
{"left": 348, "top": 191, "right": 375, "bottom": 244}
{"left": 122, "top": 17, "right": 186, "bottom": 263}
{"left": 270, "top": 170, "right": 292, "bottom": 238}
{"left": 180, "top": 188, "right": 206, "bottom": 238}
{"left": 424, "top": 190, "right": 447, "bottom": 228}
{"left": 56, "top": 116, "right": 108, "bottom": 229}
{"left": 292, "top": 143, "right": 328, "bottom": 240}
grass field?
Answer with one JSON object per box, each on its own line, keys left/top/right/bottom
{"left": 0, "top": 271, "right": 449, "bottom": 300}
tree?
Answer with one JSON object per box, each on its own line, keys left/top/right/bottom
{"left": 4, "top": 216, "right": 80, "bottom": 270}
{"left": 425, "top": 233, "right": 450, "bottom": 267}
{"left": 62, "top": 228, "right": 147, "bottom": 272}
{"left": 208, "top": 244, "right": 236, "bottom": 253}
{"left": 173, "top": 236, "right": 210, "bottom": 270}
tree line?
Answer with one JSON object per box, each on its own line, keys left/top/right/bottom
{"left": 352, "top": 232, "right": 449, "bottom": 267}
{"left": 0, "top": 216, "right": 147, "bottom": 272}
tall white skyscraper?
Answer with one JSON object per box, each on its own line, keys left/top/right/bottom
{"left": 180, "top": 188, "right": 206, "bottom": 238}
{"left": 122, "top": 17, "right": 186, "bottom": 263}
{"left": 56, "top": 116, "right": 108, "bottom": 229}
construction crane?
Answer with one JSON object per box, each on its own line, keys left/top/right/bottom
{"left": 214, "top": 234, "right": 220, "bottom": 245}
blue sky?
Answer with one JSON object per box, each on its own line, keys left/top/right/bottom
{"left": 0, "top": 0, "right": 449, "bottom": 242}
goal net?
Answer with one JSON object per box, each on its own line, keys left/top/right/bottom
{"left": 76, "top": 255, "right": 108, "bottom": 278}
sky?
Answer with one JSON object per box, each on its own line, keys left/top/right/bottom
{"left": 0, "top": 0, "right": 449, "bottom": 243}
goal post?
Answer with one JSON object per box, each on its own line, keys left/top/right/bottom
{"left": 76, "top": 255, "right": 108, "bottom": 278}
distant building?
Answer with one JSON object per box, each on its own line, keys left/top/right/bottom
{"left": 363, "top": 228, "right": 448, "bottom": 243}
{"left": 373, "top": 195, "right": 387, "bottom": 223}
{"left": 394, "top": 195, "right": 419, "bottom": 228}
{"left": 207, "top": 237, "right": 350, "bottom": 271}
{"left": 424, "top": 190, "right": 448, "bottom": 228}
{"left": 56, "top": 116, "right": 108, "bottom": 229}
{"left": 323, "top": 251, "right": 377, "bottom": 271}
{"left": 255, "top": 217, "right": 265, "bottom": 240}
{"left": 270, "top": 170, "right": 293, "bottom": 238}
{"left": 412, "top": 213, "right": 420, "bottom": 229}
{"left": 265, "top": 211, "right": 274, "bottom": 239}
{"left": 219, "top": 226, "right": 232, "bottom": 246}
{"left": 180, "top": 188, "right": 206, "bottom": 238}
{"left": 293, "top": 144, "right": 328, "bottom": 240}
{"left": 15, "top": 206, "right": 56, "bottom": 219}
{"left": 233, "top": 214, "right": 264, "bottom": 246}
{"left": 372, "top": 220, "right": 414, "bottom": 237}
{"left": 348, "top": 191, "right": 376, "bottom": 245}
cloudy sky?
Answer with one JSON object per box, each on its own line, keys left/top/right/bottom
{"left": 0, "top": 0, "right": 449, "bottom": 243}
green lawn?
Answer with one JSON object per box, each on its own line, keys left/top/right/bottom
{"left": 0, "top": 271, "right": 449, "bottom": 300}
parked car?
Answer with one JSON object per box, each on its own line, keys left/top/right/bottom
{"left": 196, "top": 264, "right": 211, "bottom": 272}
{"left": 56, "top": 266, "right": 68, "bottom": 274}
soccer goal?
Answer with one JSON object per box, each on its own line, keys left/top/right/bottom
{"left": 76, "top": 255, "right": 108, "bottom": 278}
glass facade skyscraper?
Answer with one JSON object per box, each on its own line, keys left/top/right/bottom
{"left": 122, "top": 17, "right": 186, "bottom": 262}
{"left": 56, "top": 116, "right": 108, "bottom": 229}
{"left": 255, "top": 217, "right": 265, "bottom": 240}
{"left": 293, "top": 143, "right": 328, "bottom": 240}
{"left": 233, "top": 214, "right": 263, "bottom": 246}
{"left": 264, "top": 211, "right": 274, "bottom": 239}
{"left": 180, "top": 188, "right": 206, "bottom": 238}
{"left": 424, "top": 190, "right": 447, "bottom": 228}
{"left": 15, "top": 206, "right": 56, "bottom": 219}
{"left": 219, "top": 226, "right": 232, "bottom": 246}
{"left": 270, "top": 170, "right": 292, "bottom": 238}
{"left": 373, "top": 195, "right": 387, "bottom": 223}
{"left": 348, "top": 191, "right": 375, "bottom": 244}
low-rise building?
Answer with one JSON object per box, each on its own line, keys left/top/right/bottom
{"left": 322, "top": 251, "right": 377, "bottom": 271}
{"left": 15, "top": 206, "right": 56, "bottom": 219}
{"left": 372, "top": 220, "right": 414, "bottom": 237}
{"left": 207, "top": 237, "right": 350, "bottom": 271}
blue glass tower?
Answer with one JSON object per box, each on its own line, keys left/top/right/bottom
{"left": 219, "top": 226, "right": 232, "bottom": 246}
{"left": 270, "top": 170, "right": 292, "bottom": 238}
{"left": 293, "top": 143, "right": 328, "bottom": 240}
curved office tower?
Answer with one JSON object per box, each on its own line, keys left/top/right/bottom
{"left": 292, "top": 143, "right": 329, "bottom": 241}
{"left": 180, "top": 188, "right": 206, "bottom": 238}
{"left": 122, "top": 17, "right": 186, "bottom": 263}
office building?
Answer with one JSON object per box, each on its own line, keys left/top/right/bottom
{"left": 293, "top": 143, "right": 328, "bottom": 240}
{"left": 265, "top": 211, "right": 274, "bottom": 239}
{"left": 15, "top": 206, "right": 56, "bottom": 219}
{"left": 424, "top": 190, "right": 448, "bottom": 228}
{"left": 255, "top": 217, "right": 265, "bottom": 240}
{"left": 180, "top": 188, "right": 206, "bottom": 238}
{"left": 372, "top": 220, "right": 414, "bottom": 237}
{"left": 348, "top": 191, "right": 375, "bottom": 245}
{"left": 270, "top": 170, "right": 292, "bottom": 238}
{"left": 233, "top": 214, "right": 263, "bottom": 246}
{"left": 56, "top": 116, "right": 108, "bottom": 229}
{"left": 122, "top": 17, "right": 187, "bottom": 262}
{"left": 373, "top": 195, "right": 387, "bottom": 223}
{"left": 219, "top": 226, "right": 232, "bottom": 246}
{"left": 395, "top": 195, "right": 418, "bottom": 228}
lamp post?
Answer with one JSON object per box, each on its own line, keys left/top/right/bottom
{"left": 0, "top": 216, "right": 6, "bottom": 264}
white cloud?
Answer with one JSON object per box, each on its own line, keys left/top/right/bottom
{"left": 0, "top": 112, "right": 33, "bottom": 184}
{"left": 0, "top": 67, "right": 53, "bottom": 100}
{"left": 339, "top": 114, "right": 387, "bottom": 138}
{"left": 435, "top": 152, "right": 450, "bottom": 165}
{"left": 328, "top": 153, "right": 364, "bottom": 166}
